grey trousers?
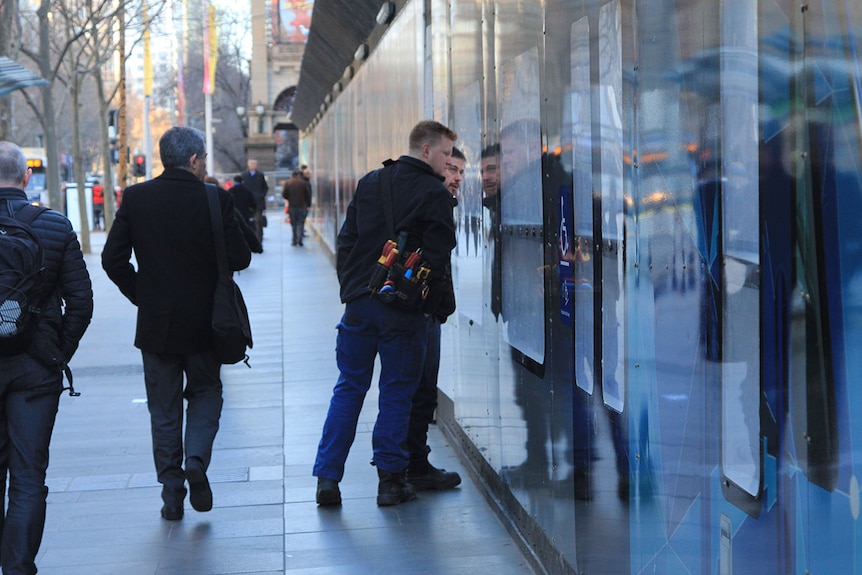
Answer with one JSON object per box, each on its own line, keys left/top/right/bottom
{"left": 141, "top": 350, "right": 222, "bottom": 506}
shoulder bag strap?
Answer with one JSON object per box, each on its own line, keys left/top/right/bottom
{"left": 205, "top": 183, "right": 229, "bottom": 278}
{"left": 380, "top": 159, "right": 396, "bottom": 236}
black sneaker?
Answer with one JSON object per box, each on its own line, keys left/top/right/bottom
{"left": 407, "top": 464, "right": 462, "bottom": 491}
{"left": 185, "top": 457, "right": 213, "bottom": 512}
{"left": 316, "top": 477, "right": 342, "bottom": 506}
{"left": 376, "top": 469, "right": 416, "bottom": 506}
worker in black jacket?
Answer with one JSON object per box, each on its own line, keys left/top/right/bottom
{"left": 0, "top": 141, "right": 93, "bottom": 575}
{"left": 314, "top": 120, "right": 457, "bottom": 507}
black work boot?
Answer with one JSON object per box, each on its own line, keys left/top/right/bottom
{"left": 316, "top": 477, "right": 342, "bottom": 506}
{"left": 376, "top": 469, "right": 416, "bottom": 506}
{"left": 406, "top": 463, "right": 462, "bottom": 491}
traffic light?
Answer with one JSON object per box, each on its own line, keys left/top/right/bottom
{"left": 133, "top": 154, "right": 146, "bottom": 177}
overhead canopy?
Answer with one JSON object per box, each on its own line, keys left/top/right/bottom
{"left": 291, "top": 1, "right": 388, "bottom": 130}
{"left": 0, "top": 57, "right": 48, "bottom": 96}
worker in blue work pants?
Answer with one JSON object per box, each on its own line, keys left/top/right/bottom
{"left": 313, "top": 297, "right": 427, "bottom": 505}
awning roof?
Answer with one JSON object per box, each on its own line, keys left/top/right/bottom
{"left": 291, "top": 1, "right": 388, "bottom": 131}
{"left": 0, "top": 57, "right": 48, "bottom": 96}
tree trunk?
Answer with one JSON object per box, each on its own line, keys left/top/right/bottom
{"left": 92, "top": 20, "right": 116, "bottom": 231}
{"left": 0, "top": 0, "right": 14, "bottom": 140}
{"left": 71, "top": 71, "right": 91, "bottom": 253}
{"left": 37, "top": 0, "right": 62, "bottom": 211}
{"left": 115, "top": 3, "right": 127, "bottom": 227}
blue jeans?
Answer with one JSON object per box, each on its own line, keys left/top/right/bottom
{"left": 141, "top": 350, "right": 223, "bottom": 506}
{"left": 406, "top": 315, "right": 441, "bottom": 471}
{"left": 313, "top": 297, "right": 427, "bottom": 481}
{"left": 0, "top": 354, "right": 62, "bottom": 575}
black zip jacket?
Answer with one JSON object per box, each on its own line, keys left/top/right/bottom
{"left": 336, "top": 156, "right": 456, "bottom": 319}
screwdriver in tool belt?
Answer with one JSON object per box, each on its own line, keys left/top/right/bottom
{"left": 404, "top": 250, "right": 422, "bottom": 269}
{"left": 403, "top": 251, "right": 423, "bottom": 279}
{"left": 377, "top": 240, "right": 399, "bottom": 267}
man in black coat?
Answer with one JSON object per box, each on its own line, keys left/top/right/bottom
{"left": 229, "top": 174, "right": 257, "bottom": 223}
{"left": 102, "top": 127, "right": 251, "bottom": 521}
{"left": 241, "top": 158, "right": 268, "bottom": 240}
{"left": 313, "top": 120, "right": 458, "bottom": 507}
{"left": 0, "top": 141, "right": 93, "bottom": 574}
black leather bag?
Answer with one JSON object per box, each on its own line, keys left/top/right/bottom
{"left": 211, "top": 274, "right": 252, "bottom": 365}
{"left": 206, "top": 185, "right": 253, "bottom": 365}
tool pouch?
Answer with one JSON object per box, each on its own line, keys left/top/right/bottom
{"left": 371, "top": 248, "right": 430, "bottom": 312}
{"left": 376, "top": 262, "right": 426, "bottom": 310}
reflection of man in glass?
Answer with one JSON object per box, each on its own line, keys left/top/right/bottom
{"left": 405, "top": 147, "right": 465, "bottom": 492}
{"left": 495, "top": 121, "right": 576, "bottom": 493}
{"left": 481, "top": 144, "right": 502, "bottom": 319}
{"left": 444, "top": 146, "right": 465, "bottom": 196}
{"left": 500, "top": 119, "right": 543, "bottom": 224}
{"left": 498, "top": 120, "right": 545, "bottom": 351}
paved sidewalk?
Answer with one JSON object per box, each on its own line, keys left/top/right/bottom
{"left": 32, "top": 212, "right": 536, "bottom": 575}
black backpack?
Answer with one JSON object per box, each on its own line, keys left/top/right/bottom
{"left": 0, "top": 203, "right": 48, "bottom": 356}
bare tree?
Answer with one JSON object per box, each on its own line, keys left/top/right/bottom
{"left": 173, "top": 7, "right": 250, "bottom": 177}
{"left": 0, "top": 0, "right": 19, "bottom": 139}
{"left": 16, "top": 0, "right": 156, "bottom": 220}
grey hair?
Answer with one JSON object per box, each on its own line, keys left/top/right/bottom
{"left": 0, "top": 141, "right": 28, "bottom": 185}
{"left": 159, "top": 127, "right": 206, "bottom": 169}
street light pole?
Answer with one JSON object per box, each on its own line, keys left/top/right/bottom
{"left": 237, "top": 105, "right": 248, "bottom": 137}
{"left": 255, "top": 102, "right": 265, "bottom": 134}
{"left": 205, "top": 92, "right": 214, "bottom": 175}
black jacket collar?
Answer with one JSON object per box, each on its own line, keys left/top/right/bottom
{"left": 395, "top": 155, "right": 445, "bottom": 182}
{"left": 0, "top": 187, "right": 27, "bottom": 198}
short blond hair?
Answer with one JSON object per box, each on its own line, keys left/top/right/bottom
{"left": 408, "top": 121, "right": 458, "bottom": 154}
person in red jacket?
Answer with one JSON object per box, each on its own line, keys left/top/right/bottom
{"left": 92, "top": 181, "right": 104, "bottom": 230}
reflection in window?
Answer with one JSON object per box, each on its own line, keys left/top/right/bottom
{"left": 598, "top": 0, "right": 625, "bottom": 413}
{"left": 720, "top": 0, "right": 761, "bottom": 500}
{"left": 499, "top": 48, "right": 545, "bottom": 366}
{"left": 570, "top": 16, "right": 595, "bottom": 395}
{"left": 452, "top": 81, "right": 485, "bottom": 324}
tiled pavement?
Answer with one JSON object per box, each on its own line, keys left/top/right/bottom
{"left": 32, "top": 211, "right": 536, "bottom": 575}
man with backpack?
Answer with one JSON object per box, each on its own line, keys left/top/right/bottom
{"left": 0, "top": 141, "right": 93, "bottom": 575}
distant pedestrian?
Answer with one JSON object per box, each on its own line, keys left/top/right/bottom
{"left": 0, "top": 141, "right": 94, "bottom": 574}
{"left": 92, "top": 180, "right": 104, "bottom": 230}
{"left": 206, "top": 177, "right": 262, "bottom": 254}
{"left": 102, "top": 127, "right": 252, "bottom": 521}
{"left": 313, "top": 120, "right": 458, "bottom": 507}
{"left": 229, "top": 175, "right": 257, "bottom": 225}
{"left": 241, "top": 158, "right": 268, "bottom": 241}
{"left": 281, "top": 170, "right": 312, "bottom": 246}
